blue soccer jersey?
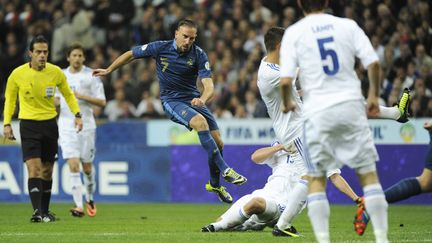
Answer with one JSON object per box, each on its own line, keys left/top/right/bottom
{"left": 132, "top": 40, "right": 212, "bottom": 102}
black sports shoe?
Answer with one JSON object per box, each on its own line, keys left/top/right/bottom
{"left": 30, "top": 209, "right": 42, "bottom": 223}
{"left": 201, "top": 224, "right": 216, "bottom": 232}
{"left": 272, "top": 225, "right": 300, "bottom": 237}
{"left": 42, "top": 211, "right": 59, "bottom": 222}
{"left": 70, "top": 207, "right": 85, "bottom": 217}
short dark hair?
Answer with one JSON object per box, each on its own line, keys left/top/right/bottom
{"left": 67, "top": 43, "right": 85, "bottom": 57}
{"left": 298, "top": 0, "right": 328, "bottom": 13}
{"left": 264, "top": 27, "right": 285, "bottom": 52}
{"left": 177, "top": 19, "right": 197, "bottom": 30}
{"left": 29, "top": 35, "right": 48, "bottom": 51}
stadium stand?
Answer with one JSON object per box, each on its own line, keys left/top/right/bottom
{"left": 1, "top": 0, "right": 431, "bottom": 120}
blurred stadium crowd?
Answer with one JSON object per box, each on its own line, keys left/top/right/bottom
{"left": 1, "top": 0, "right": 431, "bottom": 121}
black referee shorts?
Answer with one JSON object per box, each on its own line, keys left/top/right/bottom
{"left": 19, "top": 118, "right": 58, "bottom": 163}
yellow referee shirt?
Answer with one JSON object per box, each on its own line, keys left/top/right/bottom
{"left": 3, "top": 62, "right": 80, "bottom": 124}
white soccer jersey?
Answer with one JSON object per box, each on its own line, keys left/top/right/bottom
{"left": 258, "top": 144, "right": 307, "bottom": 202}
{"left": 57, "top": 66, "right": 106, "bottom": 131}
{"left": 257, "top": 58, "right": 303, "bottom": 146}
{"left": 262, "top": 146, "right": 306, "bottom": 180}
{"left": 280, "top": 13, "right": 378, "bottom": 118}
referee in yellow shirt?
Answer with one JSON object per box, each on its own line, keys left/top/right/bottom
{"left": 3, "top": 35, "right": 83, "bottom": 223}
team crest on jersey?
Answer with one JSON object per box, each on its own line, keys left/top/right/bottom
{"left": 187, "top": 58, "right": 193, "bottom": 66}
{"left": 141, "top": 44, "right": 148, "bottom": 51}
{"left": 181, "top": 110, "right": 188, "bottom": 117}
{"left": 205, "top": 61, "right": 210, "bottom": 70}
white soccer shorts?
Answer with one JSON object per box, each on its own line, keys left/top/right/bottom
{"left": 303, "top": 100, "right": 379, "bottom": 177}
{"left": 59, "top": 129, "right": 96, "bottom": 162}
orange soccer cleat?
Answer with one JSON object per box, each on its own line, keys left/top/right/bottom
{"left": 86, "top": 200, "right": 97, "bottom": 217}
{"left": 353, "top": 197, "right": 370, "bottom": 236}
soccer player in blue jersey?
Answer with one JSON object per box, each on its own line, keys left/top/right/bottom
{"left": 93, "top": 19, "right": 247, "bottom": 203}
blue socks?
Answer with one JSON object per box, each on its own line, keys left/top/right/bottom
{"left": 198, "top": 131, "right": 229, "bottom": 186}
{"left": 385, "top": 177, "right": 421, "bottom": 203}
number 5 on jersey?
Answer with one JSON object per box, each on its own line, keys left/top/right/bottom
{"left": 317, "top": 37, "right": 339, "bottom": 75}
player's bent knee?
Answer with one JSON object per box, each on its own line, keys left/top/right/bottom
{"left": 27, "top": 168, "right": 41, "bottom": 178}
{"left": 67, "top": 158, "right": 81, "bottom": 172}
{"left": 83, "top": 167, "right": 92, "bottom": 175}
{"left": 41, "top": 167, "right": 53, "bottom": 180}
{"left": 82, "top": 163, "right": 92, "bottom": 173}
{"left": 245, "top": 197, "right": 266, "bottom": 214}
{"left": 418, "top": 171, "right": 432, "bottom": 192}
{"left": 215, "top": 140, "right": 224, "bottom": 150}
{"left": 189, "top": 114, "right": 209, "bottom": 131}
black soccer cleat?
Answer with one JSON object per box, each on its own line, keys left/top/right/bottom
{"left": 42, "top": 211, "right": 59, "bottom": 222}
{"left": 70, "top": 207, "right": 85, "bottom": 217}
{"left": 201, "top": 224, "right": 216, "bottom": 232}
{"left": 30, "top": 209, "right": 42, "bottom": 223}
{"left": 272, "top": 225, "right": 300, "bottom": 237}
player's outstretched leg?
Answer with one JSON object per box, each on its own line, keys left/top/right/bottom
{"left": 197, "top": 130, "right": 247, "bottom": 185}
{"left": 377, "top": 88, "right": 410, "bottom": 122}
{"left": 205, "top": 181, "right": 233, "bottom": 203}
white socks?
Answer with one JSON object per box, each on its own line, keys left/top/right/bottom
{"left": 378, "top": 106, "right": 400, "bottom": 120}
{"left": 83, "top": 166, "right": 96, "bottom": 202}
{"left": 70, "top": 172, "right": 83, "bottom": 208}
{"left": 364, "top": 184, "right": 389, "bottom": 243}
{"left": 276, "top": 179, "right": 308, "bottom": 229}
{"left": 306, "top": 184, "right": 388, "bottom": 243}
{"left": 307, "top": 192, "right": 330, "bottom": 243}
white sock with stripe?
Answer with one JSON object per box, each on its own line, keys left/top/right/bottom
{"left": 70, "top": 172, "right": 83, "bottom": 209}
{"left": 364, "top": 184, "right": 388, "bottom": 243}
{"left": 307, "top": 192, "right": 330, "bottom": 243}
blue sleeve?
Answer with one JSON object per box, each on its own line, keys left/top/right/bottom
{"left": 197, "top": 49, "right": 212, "bottom": 79}
{"left": 132, "top": 41, "right": 160, "bottom": 59}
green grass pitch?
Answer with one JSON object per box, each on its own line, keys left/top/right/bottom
{"left": 0, "top": 203, "right": 430, "bottom": 242}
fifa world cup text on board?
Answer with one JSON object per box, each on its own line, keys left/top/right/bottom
{"left": 225, "top": 127, "right": 275, "bottom": 140}
{"left": 257, "top": 127, "right": 275, "bottom": 139}
{"left": 370, "top": 125, "right": 385, "bottom": 140}
{"left": 225, "top": 127, "right": 253, "bottom": 139}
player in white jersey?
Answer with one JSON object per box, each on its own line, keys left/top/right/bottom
{"left": 201, "top": 141, "right": 360, "bottom": 233}
{"left": 280, "top": 1, "right": 388, "bottom": 242}
{"left": 259, "top": 26, "right": 409, "bottom": 238}
{"left": 201, "top": 142, "right": 352, "bottom": 233}
{"left": 200, "top": 141, "right": 304, "bottom": 232}
{"left": 56, "top": 43, "right": 106, "bottom": 217}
